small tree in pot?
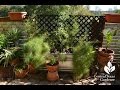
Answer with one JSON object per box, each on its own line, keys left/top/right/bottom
{"left": 97, "top": 29, "right": 117, "bottom": 72}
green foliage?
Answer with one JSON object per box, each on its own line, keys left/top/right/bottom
{"left": 24, "top": 19, "right": 37, "bottom": 39}
{"left": 46, "top": 54, "right": 57, "bottom": 65}
{"left": 114, "top": 9, "right": 120, "bottom": 14}
{"left": 73, "top": 36, "right": 95, "bottom": 80}
{"left": 0, "top": 33, "right": 7, "bottom": 49}
{"left": 23, "top": 5, "right": 92, "bottom": 52}
{"left": 23, "top": 5, "right": 92, "bottom": 16}
{"left": 0, "top": 48, "right": 15, "bottom": 67}
{"left": 0, "top": 6, "right": 9, "bottom": 17}
{"left": 46, "top": 53, "right": 67, "bottom": 65}
{"left": 103, "top": 29, "right": 116, "bottom": 49}
{"left": 23, "top": 36, "right": 50, "bottom": 69}
{"left": 0, "top": 5, "right": 24, "bottom": 17}
{"left": 6, "top": 27, "right": 21, "bottom": 46}
{"left": 9, "top": 6, "right": 24, "bottom": 12}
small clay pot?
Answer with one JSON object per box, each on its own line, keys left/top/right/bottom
{"left": 46, "top": 62, "right": 59, "bottom": 72}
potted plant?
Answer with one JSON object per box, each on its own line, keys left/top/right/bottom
{"left": 14, "top": 63, "right": 29, "bottom": 79}
{"left": 5, "top": 28, "right": 22, "bottom": 67}
{"left": 23, "top": 36, "right": 50, "bottom": 74}
{"left": 0, "top": 48, "right": 15, "bottom": 80}
{"left": 46, "top": 54, "right": 59, "bottom": 81}
{"left": 72, "top": 36, "right": 95, "bottom": 82}
{"left": 97, "top": 29, "right": 116, "bottom": 72}
{"left": 9, "top": 47, "right": 22, "bottom": 67}
{"left": 0, "top": 33, "right": 15, "bottom": 80}
{"left": 6, "top": 27, "right": 21, "bottom": 47}
{"left": 46, "top": 53, "right": 66, "bottom": 81}
{"left": 8, "top": 12, "right": 27, "bottom": 21}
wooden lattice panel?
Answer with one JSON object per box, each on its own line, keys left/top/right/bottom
{"left": 35, "top": 15, "right": 105, "bottom": 48}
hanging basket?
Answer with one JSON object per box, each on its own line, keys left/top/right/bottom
{"left": 8, "top": 12, "right": 27, "bottom": 21}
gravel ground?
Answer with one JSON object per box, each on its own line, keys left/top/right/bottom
{"left": 0, "top": 71, "right": 118, "bottom": 85}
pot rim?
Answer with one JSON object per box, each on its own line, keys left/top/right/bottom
{"left": 8, "top": 12, "right": 27, "bottom": 14}
{"left": 105, "top": 13, "right": 120, "bottom": 16}
{"left": 98, "top": 47, "right": 115, "bottom": 55}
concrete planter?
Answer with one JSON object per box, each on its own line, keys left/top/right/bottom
{"left": 59, "top": 53, "right": 73, "bottom": 70}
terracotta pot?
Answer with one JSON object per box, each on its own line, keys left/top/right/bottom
{"left": 105, "top": 14, "right": 120, "bottom": 23}
{"left": 27, "top": 63, "right": 35, "bottom": 74}
{"left": 47, "top": 71, "right": 59, "bottom": 81}
{"left": 8, "top": 12, "right": 27, "bottom": 21}
{"left": 46, "top": 62, "right": 59, "bottom": 72}
{"left": 97, "top": 48, "right": 114, "bottom": 67}
{"left": 15, "top": 69, "right": 28, "bottom": 79}
{"left": 0, "top": 66, "right": 14, "bottom": 80}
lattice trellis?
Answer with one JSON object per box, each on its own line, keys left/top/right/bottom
{"left": 34, "top": 15, "right": 105, "bottom": 49}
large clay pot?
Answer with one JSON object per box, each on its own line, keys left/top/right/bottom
{"left": 46, "top": 62, "right": 59, "bottom": 81}
{"left": 8, "top": 12, "right": 27, "bottom": 21}
{"left": 105, "top": 14, "right": 120, "bottom": 23}
{"left": 15, "top": 69, "right": 28, "bottom": 79}
{"left": 27, "top": 63, "right": 35, "bottom": 74}
{"left": 0, "top": 66, "right": 14, "bottom": 80}
{"left": 47, "top": 71, "right": 59, "bottom": 81}
{"left": 97, "top": 48, "right": 114, "bottom": 67}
